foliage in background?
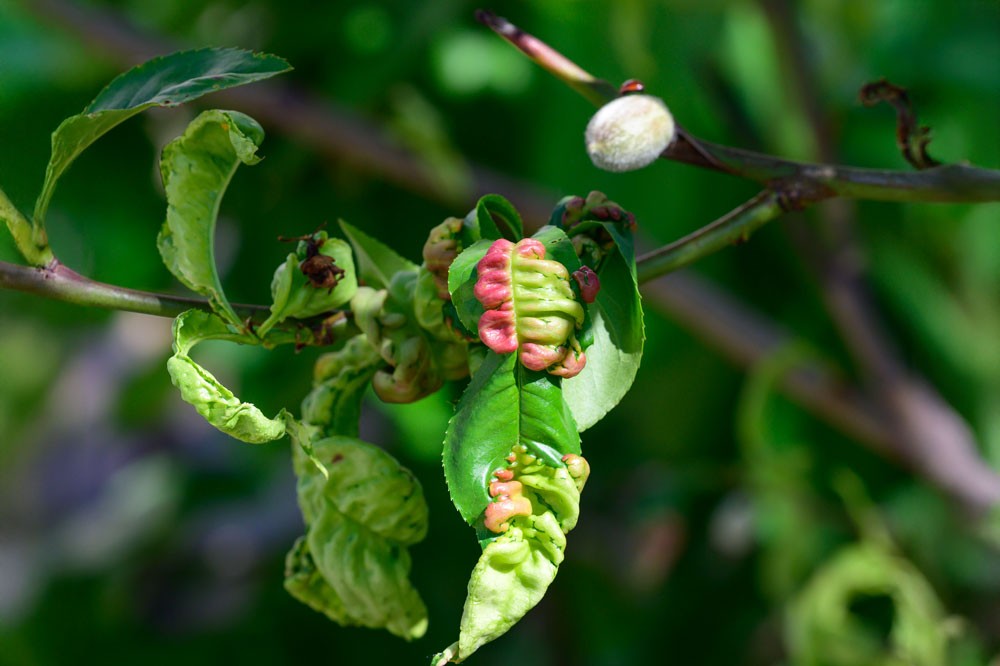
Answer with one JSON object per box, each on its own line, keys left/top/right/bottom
{"left": 0, "top": 0, "right": 998, "bottom": 664}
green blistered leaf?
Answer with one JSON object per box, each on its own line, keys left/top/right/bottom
{"left": 34, "top": 48, "right": 290, "bottom": 226}
{"left": 301, "top": 334, "right": 382, "bottom": 438}
{"left": 459, "top": 513, "right": 564, "bottom": 658}
{"left": 167, "top": 309, "right": 286, "bottom": 443}
{"left": 530, "top": 225, "right": 582, "bottom": 274}
{"left": 158, "top": 110, "right": 265, "bottom": 327}
{"left": 447, "top": 238, "right": 493, "bottom": 334}
{"left": 350, "top": 270, "right": 468, "bottom": 404}
{"left": 258, "top": 233, "right": 358, "bottom": 336}
{"left": 563, "top": 231, "right": 643, "bottom": 431}
{"left": 443, "top": 351, "right": 579, "bottom": 525}
{"left": 339, "top": 220, "right": 418, "bottom": 290}
{"left": 439, "top": 449, "right": 588, "bottom": 663}
{"left": 287, "top": 434, "right": 429, "bottom": 640}
{"left": 786, "top": 543, "right": 949, "bottom": 666}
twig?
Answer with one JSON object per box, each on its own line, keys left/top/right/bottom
{"left": 635, "top": 191, "right": 784, "bottom": 283}
{"left": 859, "top": 78, "right": 941, "bottom": 169}
{"left": 478, "top": 9, "right": 1000, "bottom": 204}
{"left": 0, "top": 259, "right": 223, "bottom": 318}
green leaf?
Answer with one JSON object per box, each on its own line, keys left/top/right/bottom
{"left": 786, "top": 543, "right": 949, "bottom": 666}
{"left": 34, "top": 47, "right": 290, "bottom": 226}
{"left": 166, "top": 309, "right": 287, "bottom": 444}
{"left": 457, "top": 514, "right": 563, "bottom": 660}
{"left": 475, "top": 194, "right": 523, "bottom": 242}
{"left": 350, "top": 271, "right": 468, "bottom": 405}
{"left": 443, "top": 351, "right": 580, "bottom": 525}
{"left": 562, "top": 246, "right": 644, "bottom": 431}
{"left": 287, "top": 434, "right": 429, "bottom": 640}
{"left": 447, "top": 238, "right": 493, "bottom": 335}
{"left": 339, "top": 220, "right": 418, "bottom": 290}
{"left": 158, "top": 109, "right": 264, "bottom": 327}
{"left": 301, "top": 334, "right": 382, "bottom": 438}
{"left": 172, "top": 306, "right": 251, "bottom": 352}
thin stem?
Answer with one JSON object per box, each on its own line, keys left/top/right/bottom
{"left": 0, "top": 187, "right": 53, "bottom": 266}
{"left": 636, "top": 191, "right": 785, "bottom": 283}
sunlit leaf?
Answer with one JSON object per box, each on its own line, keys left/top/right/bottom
{"left": 158, "top": 109, "right": 265, "bottom": 327}
{"left": 443, "top": 351, "right": 579, "bottom": 525}
{"left": 34, "top": 47, "right": 289, "bottom": 225}
{"left": 166, "top": 309, "right": 287, "bottom": 443}
{"left": 563, "top": 240, "right": 643, "bottom": 431}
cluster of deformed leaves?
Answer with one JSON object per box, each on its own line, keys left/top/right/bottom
{"left": 434, "top": 192, "right": 643, "bottom": 662}
{"left": 11, "top": 48, "right": 645, "bottom": 662}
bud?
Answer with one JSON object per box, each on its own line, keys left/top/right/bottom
{"left": 585, "top": 94, "right": 675, "bottom": 172}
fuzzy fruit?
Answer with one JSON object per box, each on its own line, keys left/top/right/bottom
{"left": 585, "top": 94, "right": 675, "bottom": 172}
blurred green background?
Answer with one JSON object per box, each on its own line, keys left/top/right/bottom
{"left": 1, "top": 0, "right": 999, "bottom": 664}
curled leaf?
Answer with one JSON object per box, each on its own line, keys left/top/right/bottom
{"left": 166, "top": 309, "right": 286, "bottom": 443}
{"left": 786, "top": 543, "right": 949, "bottom": 666}
{"left": 34, "top": 48, "right": 290, "bottom": 228}
{"left": 442, "top": 448, "right": 589, "bottom": 662}
{"left": 423, "top": 216, "right": 465, "bottom": 301}
{"left": 287, "top": 434, "right": 429, "bottom": 640}
{"left": 475, "top": 238, "right": 586, "bottom": 377}
{"left": 553, "top": 193, "right": 644, "bottom": 431}
{"left": 158, "top": 109, "right": 266, "bottom": 327}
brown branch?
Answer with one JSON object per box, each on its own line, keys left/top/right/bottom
{"left": 0, "top": 259, "right": 349, "bottom": 347}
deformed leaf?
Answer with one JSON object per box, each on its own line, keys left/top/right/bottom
{"left": 301, "top": 334, "right": 381, "bottom": 438}
{"left": 34, "top": 47, "right": 290, "bottom": 225}
{"left": 287, "top": 434, "right": 429, "bottom": 640}
{"left": 258, "top": 233, "right": 358, "bottom": 336}
{"left": 167, "top": 309, "right": 287, "bottom": 444}
{"left": 459, "top": 514, "right": 564, "bottom": 658}
{"left": 786, "top": 543, "right": 949, "bottom": 666}
{"left": 473, "top": 194, "right": 523, "bottom": 242}
{"left": 443, "top": 351, "right": 579, "bottom": 526}
{"left": 474, "top": 237, "right": 586, "bottom": 377}
{"left": 158, "top": 109, "right": 265, "bottom": 327}
{"left": 447, "top": 238, "right": 493, "bottom": 335}
{"left": 439, "top": 449, "right": 590, "bottom": 663}
{"left": 351, "top": 271, "right": 468, "bottom": 405}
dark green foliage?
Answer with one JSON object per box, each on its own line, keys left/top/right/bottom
{"left": 1, "top": 2, "right": 998, "bottom": 666}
